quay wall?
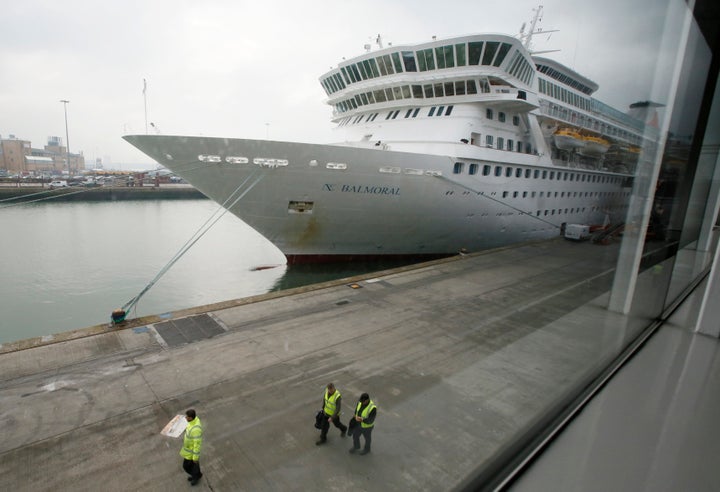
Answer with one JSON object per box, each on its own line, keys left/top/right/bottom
{"left": 0, "top": 186, "right": 207, "bottom": 201}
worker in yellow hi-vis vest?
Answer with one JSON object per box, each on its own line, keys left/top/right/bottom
{"left": 180, "top": 409, "right": 203, "bottom": 486}
{"left": 317, "top": 383, "right": 348, "bottom": 445}
{"left": 349, "top": 393, "right": 377, "bottom": 456}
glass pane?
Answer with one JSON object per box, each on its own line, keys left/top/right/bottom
{"left": 412, "top": 85, "right": 424, "bottom": 98}
{"left": 469, "top": 42, "right": 483, "bottom": 65}
{"left": 402, "top": 51, "right": 417, "bottom": 72}
{"left": 391, "top": 52, "right": 403, "bottom": 73}
{"left": 417, "top": 50, "right": 427, "bottom": 71}
{"left": 455, "top": 43, "right": 466, "bottom": 66}
{"left": 444, "top": 45, "right": 454, "bottom": 68}
{"left": 383, "top": 55, "right": 394, "bottom": 75}
{"left": 493, "top": 43, "right": 512, "bottom": 67}
{"left": 444, "top": 82, "right": 455, "bottom": 96}
{"left": 482, "top": 41, "right": 499, "bottom": 65}
{"left": 435, "top": 47, "right": 446, "bottom": 69}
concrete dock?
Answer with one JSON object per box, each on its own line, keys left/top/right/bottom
{"left": 0, "top": 238, "right": 651, "bottom": 491}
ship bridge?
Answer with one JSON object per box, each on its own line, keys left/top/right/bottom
{"left": 319, "top": 34, "right": 539, "bottom": 120}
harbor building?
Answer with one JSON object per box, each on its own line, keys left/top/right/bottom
{"left": 0, "top": 134, "right": 85, "bottom": 175}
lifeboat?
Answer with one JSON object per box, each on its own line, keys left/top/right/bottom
{"left": 579, "top": 135, "right": 610, "bottom": 156}
{"left": 553, "top": 128, "right": 585, "bottom": 151}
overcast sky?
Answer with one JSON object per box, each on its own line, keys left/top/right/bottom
{"left": 0, "top": 0, "right": 688, "bottom": 169}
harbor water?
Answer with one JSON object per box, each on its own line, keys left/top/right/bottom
{"left": 0, "top": 198, "right": 414, "bottom": 344}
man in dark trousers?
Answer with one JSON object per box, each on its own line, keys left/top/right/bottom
{"left": 180, "top": 409, "right": 204, "bottom": 486}
{"left": 349, "top": 393, "right": 377, "bottom": 455}
{"left": 317, "top": 382, "right": 348, "bottom": 445}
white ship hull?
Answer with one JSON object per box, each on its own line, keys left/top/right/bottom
{"left": 124, "top": 135, "right": 629, "bottom": 263}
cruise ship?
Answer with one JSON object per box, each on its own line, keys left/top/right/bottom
{"left": 124, "top": 9, "right": 652, "bottom": 264}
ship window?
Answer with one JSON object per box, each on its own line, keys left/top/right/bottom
{"left": 370, "top": 59, "right": 381, "bottom": 77}
{"left": 434, "top": 83, "right": 444, "bottom": 97}
{"left": 498, "top": 137, "right": 505, "bottom": 150}
{"left": 508, "top": 139, "right": 514, "bottom": 151}
{"left": 494, "top": 165, "right": 502, "bottom": 176}
{"left": 376, "top": 56, "right": 389, "bottom": 76}
{"left": 437, "top": 106, "right": 445, "bottom": 116}
{"left": 539, "top": 192, "right": 544, "bottom": 197}
{"left": 498, "top": 112, "right": 506, "bottom": 123}
{"left": 486, "top": 109, "right": 493, "bottom": 120}
{"left": 523, "top": 191, "right": 528, "bottom": 198}
{"left": 503, "top": 191, "right": 509, "bottom": 198}
{"left": 436, "top": 47, "right": 446, "bottom": 69}
{"left": 424, "top": 84, "right": 434, "bottom": 98}
{"left": 453, "top": 162, "right": 464, "bottom": 174}
{"left": 367, "top": 91, "right": 376, "bottom": 104}
{"left": 469, "top": 163, "right": 478, "bottom": 175}
{"left": 444, "top": 82, "right": 455, "bottom": 96}
{"left": 542, "top": 170, "right": 547, "bottom": 179}
{"left": 374, "top": 90, "right": 386, "bottom": 103}
{"left": 505, "top": 166, "right": 512, "bottom": 177}
{"left": 486, "top": 135, "right": 494, "bottom": 147}
{"left": 391, "top": 110, "right": 400, "bottom": 119}
{"left": 402, "top": 85, "right": 411, "bottom": 98}
{"left": 391, "top": 52, "right": 404, "bottom": 73}
{"left": 402, "top": 51, "right": 417, "bottom": 72}
{"left": 383, "top": 55, "right": 394, "bottom": 75}
{"left": 517, "top": 141, "right": 523, "bottom": 152}
{"left": 564, "top": 172, "right": 569, "bottom": 180}
{"left": 532, "top": 192, "right": 537, "bottom": 197}
{"left": 479, "top": 78, "right": 491, "bottom": 93}
{"left": 360, "top": 94, "right": 369, "bottom": 105}
{"left": 413, "top": 108, "right": 421, "bottom": 117}
{"left": 534, "top": 170, "right": 540, "bottom": 179}
{"left": 341, "top": 67, "right": 352, "bottom": 84}
{"left": 515, "top": 168, "right": 522, "bottom": 178}
{"left": 428, "top": 106, "right": 436, "bottom": 117}
{"left": 483, "top": 165, "right": 491, "bottom": 176}
{"left": 550, "top": 171, "right": 555, "bottom": 179}
{"left": 468, "top": 41, "right": 484, "bottom": 65}
{"left": 356, "top": 62, "right": 368, "bottom": 80}
{"left": 569, "top": 173, "right": 574, "bottom": 181}
{"left": 384, "top": 88, "right": 394, "bottom": 101}
{"left": 393, "top": 86, "right": 403, "bottom": 99}
{"left": 385, "top": 112, "right": 393, "bottom": 120}
{"left": 405, "top": 109, "right": 413, "bottom": 118}
{"left": 467, "top": 80, "right": 477, "bottom": 94}
{"left": 455, "top": 43, "right": 466, "bottom": 66}
{"left": 412, "top": 85, "right": 424, "bottom": 98}
{"left": 494, "top": 43, "right": 512, "bottom": 66}
{"left": 445, "top": 105, "right": 453, "bottom": 116}
{"left": 455, "top": 81, "right": 466, "bottom": 95}
{"left": 482, "top": 42, "right": 499, "bottom": 65}
{"left": 417, "top": 48, "right": 435, "bottom": 71}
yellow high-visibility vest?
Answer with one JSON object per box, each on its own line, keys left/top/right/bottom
{"left": 180, "top": 417, "right": 203, "bottom": 461}
{"left": 324, "top": 389, "right": 341, "bottom": 416}
{"left": 355, "top": 400, "right": 376, "bottom": 429}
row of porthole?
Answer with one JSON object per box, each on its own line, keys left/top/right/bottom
{"left": 198, "top": 155, "right": 289, "bottom": 167}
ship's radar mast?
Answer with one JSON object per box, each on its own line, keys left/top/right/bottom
{"left": 518, "top": 5, "right": 559, "bottom": 54}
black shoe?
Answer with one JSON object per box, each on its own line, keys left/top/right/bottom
{"left": 349, "top": 447, "right": 358, "bottom": 454}
{"left": 316, "top": 439, "right": 327, "bottom": 445}
{"left": 190, "top": 473, "right": 202, "bottom": 485}
{"left": 359, "top": 449, "right": 370, "bottom": 455}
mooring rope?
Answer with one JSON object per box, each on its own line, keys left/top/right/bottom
{"left": 118, "top": 170, "right": 265, "bottom": 317}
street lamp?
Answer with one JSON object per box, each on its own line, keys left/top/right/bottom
{"left": 60, "top": 100, "right": 70, "bottom": 175}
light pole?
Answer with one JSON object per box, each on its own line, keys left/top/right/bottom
{"left": 60, "top": 99, "right": 70, "bottom": 175}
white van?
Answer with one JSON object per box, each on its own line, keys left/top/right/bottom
{"left": 564, "top": 224, "right": 591, "bottom": 241}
